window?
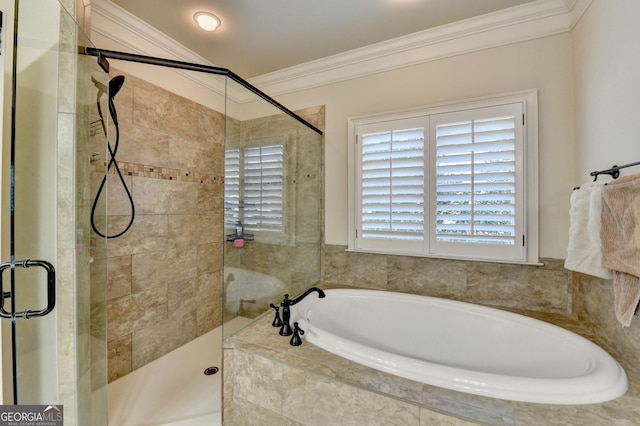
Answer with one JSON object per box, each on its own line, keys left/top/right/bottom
{"left": 224, "top": 144, "right": 285, "bottom": 234}
{"left": 349, "top": 91, "right": 538, "bottom": 264}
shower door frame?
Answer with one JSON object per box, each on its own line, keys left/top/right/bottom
{"left": 0, "top": 4, "right": 111, "bottom": 426}
{"left": 83, "top": 47, "right": 323, "bottom": 136}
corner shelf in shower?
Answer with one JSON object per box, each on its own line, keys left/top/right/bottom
{"left": 226, "top": 233, "right": 255, "bottom": 242}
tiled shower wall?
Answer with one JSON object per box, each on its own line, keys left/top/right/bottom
{"left": 90, "top": 70, "right": 225, "bottom": 382}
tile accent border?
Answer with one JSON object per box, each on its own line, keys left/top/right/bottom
{"left": 93, "top": 159, "right": 223, "bottom": 184}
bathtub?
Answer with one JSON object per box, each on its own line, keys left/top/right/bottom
{"left": 108, "top": 318, "right": 249, "bottom": 426}
{"left": 290, "top": 289, "right": 628, "bottom": 405}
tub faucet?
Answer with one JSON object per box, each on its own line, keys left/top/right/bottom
{"left": 279, "top": 287, "right": 325, "bottom": 336}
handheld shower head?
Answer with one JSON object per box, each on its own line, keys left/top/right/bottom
{"left": 106, "top": 76, "right": 125, "bottom": 126}
{"left": 92, "top": 75, "right": 125, "bottom": 99}
{"left": 91, "top": 73, "right": 134, "bottom": 239}
{"left": 109, "top": 75, "right": 125, "bottom": 98}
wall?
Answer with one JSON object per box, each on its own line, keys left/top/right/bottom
{"left": 275, "top": 33, "right": 574, "bottom": 261}
{"left": 572, "top": 0, "right": 640, "bottom": 180}
{"left": 571, "top": 0, "right": 640, "bottom": 355}
{"left": 262, "top": 30, "right": 577, "bottom": 317}
{"left": 95, "top": 69, "right": 225, "bottom": 382}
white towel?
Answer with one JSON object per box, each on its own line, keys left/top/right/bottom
{"left": 564, "top": 181, "right": 613, "bottom": 279}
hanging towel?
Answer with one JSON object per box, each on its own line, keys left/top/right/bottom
{"left": 565, "top": 181, "right": 612, "bottom": 279}
{"left": 600, "top": 174, "right": 640, "bottom": 327}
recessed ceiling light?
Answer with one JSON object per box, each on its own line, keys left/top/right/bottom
{"left": 194, "top": 12, "right": 221, "bottom": 31}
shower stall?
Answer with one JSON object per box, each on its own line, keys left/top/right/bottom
{"left": 1, "top": 1, "right": 323, "bottom": 425}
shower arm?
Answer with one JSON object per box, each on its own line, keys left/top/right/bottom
{"left": 81, "top": 47, "right": 323, "bottom": 136}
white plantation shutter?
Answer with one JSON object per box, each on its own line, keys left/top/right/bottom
{"left": 434, "top": 117, "right": 516, "bottom": 243}
{"left": 430, "top": 103, "right": 524, "bottom": 260}
{"left": 224, "top": 149, "right": 241, "bottom": 226}
{"left": 350, "top": 95, "right": 533, "bottom": 263}
{"left": 243, "top": 145, "right": 284, "bottom": 232}
{"left": 356, "top": 117, "right": 427, "bottom": 252}
{"left": 224, "top": 145, "right": 285, "bottom": 234}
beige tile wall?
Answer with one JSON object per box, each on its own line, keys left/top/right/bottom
{"left": 92, "top": 70, "right": 225, "bottom": 382}
{"left": 320, "top": 245, "right": 640, "bottom": 354}
{"left": 322, "top": 245, "right": 572, "bottom": 314}
{"left": 573, "top": 273, "right": 640, "bottom": 369}
{"left": 96, "top": 70, "right": 325, "bottom": 381}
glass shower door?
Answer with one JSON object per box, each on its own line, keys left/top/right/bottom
{"left": 221, "top": 77, "right": 323, "bottom": 335}
{"left": 0, "top": 1, "right": 109, "bottom": 424}
{"left": 4, "top": 0, "right": 65, "bottom": 406}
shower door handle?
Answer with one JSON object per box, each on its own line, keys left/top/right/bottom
{"left": 0, "top": 259, "right": 56, "bottom": 320}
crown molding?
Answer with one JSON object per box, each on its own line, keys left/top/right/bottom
{"left": 253, "top": 0, "right": 577, "bottom": 95}
{"left": 566, "top": 0, "right": 593, "bottom": 29}
{"left": 91, "top": 0, "right": 586, "bottom": 101}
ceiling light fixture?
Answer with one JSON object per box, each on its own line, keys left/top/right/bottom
{"left": 194, "top": 12, "right": 221, "bottom": 31}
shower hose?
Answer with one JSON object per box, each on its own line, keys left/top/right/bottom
{"left": 90, "top": 75, "right": 135, "bottom": 238}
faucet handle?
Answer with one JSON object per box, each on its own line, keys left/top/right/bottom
{"left": 269, "top": 303, "right": 282, "bottom": 328}
{"left": 279, "top": 294, "right": 293, "bottom": 336}
{"left": 290, "top": 322, "right": 305, "bottom": 346}
{"left": 281, "top": 294, "right": 290, "bottom": 307}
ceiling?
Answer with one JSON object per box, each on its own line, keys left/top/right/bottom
{"left": 109, "top": 0, "right": 538, "bottom": 79}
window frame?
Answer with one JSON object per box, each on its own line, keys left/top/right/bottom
{"left": 347, "top": 90, "right": 539, "bottom": 264}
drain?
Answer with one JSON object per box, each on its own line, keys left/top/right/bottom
{"left": 204, "top": 366, "right": 219, "bottom": 375}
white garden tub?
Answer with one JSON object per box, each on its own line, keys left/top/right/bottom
{"left": 290, "top": 289, "right": 628, "bottom": 404}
